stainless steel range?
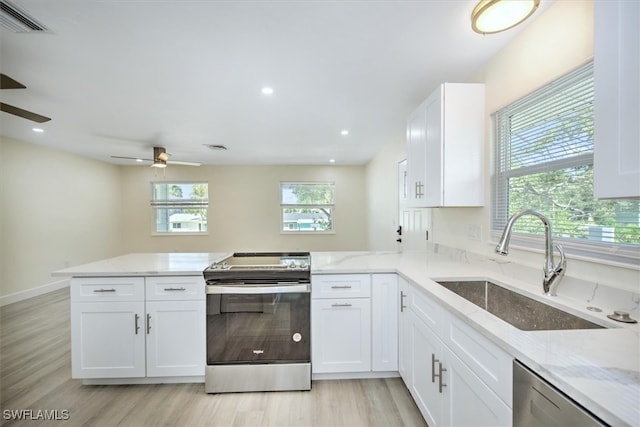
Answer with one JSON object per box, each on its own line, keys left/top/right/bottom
{"left": 203, "top": 252, "right": 311, "bottom": 393}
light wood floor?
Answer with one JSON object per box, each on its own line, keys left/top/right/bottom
{"left": 1, "top": 288, "right": 427, "bottom": 427}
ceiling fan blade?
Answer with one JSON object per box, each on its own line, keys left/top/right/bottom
{"left": 167, "top": 160, "right": 201, "bottom": 166}
{"left": 110, "top": 155, "right": 153, "bottom": 162}
{"left": 1, "top": 102, "right": 51, "bottom": 123}
{"left": 0, "top": 74, "right": 26, "bottom": 89}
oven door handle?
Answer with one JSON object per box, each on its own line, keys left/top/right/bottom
{"left": 206, "top": 283, "right": 310, "bottom": 294}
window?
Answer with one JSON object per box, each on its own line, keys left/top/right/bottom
{"left": 493, "top": 61, "right": 639, "bottom": 264}
{"left": 280, "top": 182, "right": 335, "bottom": 233}
{"left": 151, "top": 182, "right": 208, "bottom": 234}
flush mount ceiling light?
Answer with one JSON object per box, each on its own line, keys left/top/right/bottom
{"left": 471, "top": 0, "right": 540, "bottom": 35}
{"left": 261, "top": 86, "right": 274, "bottom": 95}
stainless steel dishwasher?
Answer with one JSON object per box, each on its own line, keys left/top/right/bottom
{"left": 513, "top": 360, "right": 609, "bottom": 427}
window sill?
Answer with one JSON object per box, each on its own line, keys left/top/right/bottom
{"left": 489, "top": 231, "right": 640, "bottom": 270}
{"left": 152, "top": 232, "right": 209, "bottom": 237}
{"left": 280, "top": 231, "right": 336, "bottom": 235}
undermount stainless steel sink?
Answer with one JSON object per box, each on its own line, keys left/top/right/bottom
{"left": 435, "top": 280, "right": 606, "bottom": 331}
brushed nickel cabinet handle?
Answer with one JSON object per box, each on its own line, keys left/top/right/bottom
{"left": 438, "top": 362, "right": 447, "bottom": 393}
{"left": 93, "top": 288, "right": 116, "bottom": 293}
{"left": 331, "top": 303, "right": 353, "bottom": 308}
{"left": 431, "top": 354, "right": 437, "bottom": 383}
{"left": 163, "top": 287, "right": 186, "bottom": 291}
{"left": 146, "top": 313, "right": 151, "bottom": 334}
{"left": 330, "top": 285, "right": 352, "bottom": 289}
{"left": 134, "top": 314, "right": 140, "bottom": 335}
{"left": 400, "top": 291, "right": 406, "bottom": 312}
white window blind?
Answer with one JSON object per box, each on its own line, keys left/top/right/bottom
{"left": 492, "top": 61, "right": 639, "bottom": 264}
{"left": 151, "top": 182, "right": 208, "bottom": 234}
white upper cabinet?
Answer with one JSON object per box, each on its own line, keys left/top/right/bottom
{"left": 406, "top": 83, "right": 485, "bottom": 207}
{"left": 594, "top": 0, "right": 640, "bottom": 199}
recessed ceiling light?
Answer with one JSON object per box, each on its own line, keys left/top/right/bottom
{"left": 340, "top": 129, "right": 349, "bottom": 136}
{"left": 32, "top": 127, "right": 44, "bottom": 133}
{"left": 135, "top": 158, "right": 143, "bottom": 163}
{"left": 261, "top": 87, "right": 274, "bottom": 95}
{"left": 329, "top": 159, "right": 336, "bottom": 163}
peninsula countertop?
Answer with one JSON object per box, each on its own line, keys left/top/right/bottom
{"left": 52, "top": 252, "right": 230, "bottom": 277}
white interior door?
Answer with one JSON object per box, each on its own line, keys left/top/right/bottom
{"left": 398, "top": 159, "right": 431, "bottom": 251}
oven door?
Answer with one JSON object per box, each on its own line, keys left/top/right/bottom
{"left": 206, "top": 283, "right": 310, "bottom": 365}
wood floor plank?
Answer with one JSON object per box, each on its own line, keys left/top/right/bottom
{"left": 1, "top": 288, "right": 427, "bottom": 427}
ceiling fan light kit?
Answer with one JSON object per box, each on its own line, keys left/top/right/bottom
{"left": 111, "top": 146, "right": 201, "bottom": 168}
{"left": 152, "top": 147, "right": 168, "bottom": 168}
{"left": 471, "top": 0, "right": 540, "bottom": 35}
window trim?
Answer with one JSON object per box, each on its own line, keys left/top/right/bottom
{"left": 280, "top": 181, "right": 336, "bottom": 234}
{"left": 150, "top": 181, "right": 209, "bottom": 236}
{"left": 491, "top": 61, "right": 639, "bottom": 267}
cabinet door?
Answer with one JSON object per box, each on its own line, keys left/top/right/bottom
{"left": 398, "top": 278, "right": 412, "bottom": 384}
{"left": 410, "top": 312, "right": 443, "bottom": 427}
{"left": 71, "top": 301, "right": 145, "bottom": 378}
{"left": 443, "top": 346, "right": 511, "bottom": 427}
{"left": 407, "top": 101, "right": 428, "bottom": 207}
{"left": 371, "top": 274, "right": 398, "bottom": 372}
{"left": 424, "top": 86, "right": 444, "bottom": 207}
{"left": 594, "top": 0, "right": 640, "bottom": 199}
{"left": 145, "top": 300, "right": 206, "bottom": 377}
{"left": 311, "top": 298, "right": 371, "bottom": 373}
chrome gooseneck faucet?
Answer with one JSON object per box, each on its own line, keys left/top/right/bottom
{"left": 495, "top": 209, "right": 566, "bottom": 296}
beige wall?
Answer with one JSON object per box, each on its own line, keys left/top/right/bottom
{"left": 0, "top": 137, "right": 123, "bottom": 300}
{"left": 1, "top": 139, "right": 368, "bottom": 300}
{"left": 119, "top": 164, "right": 368, "bottom": 253}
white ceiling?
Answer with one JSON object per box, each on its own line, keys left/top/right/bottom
{"left": 0, "top": 0, "right": 551, "bottom": 166}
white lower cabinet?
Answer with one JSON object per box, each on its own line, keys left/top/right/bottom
{"left": 443, "top": 346, "right": 511, "bottom": 427}
{"left": 311, "top": 273, "right": 398, "bottom": 375}
{"left": 401, "top": 278, "right": 512, "bottom": 427}
{"left": 398, "top": 277, "right": 412, "bottom": 381}
{"left": 410, "top": 312, "right": 444, "bottom": 427}
{"left": 311, "top": 297, "right": 371, "bottom": 373}
{"left": 71, "top": 300, "right": 146, "bottom": 378}
{"left": 371, "top": 273, "right": 398, "bottom": 372}
{"left": 145, "top": 300, "right": 205, "bottom": 377}
{"left": 70, "top": 276, "right": 205, "bottom": 381}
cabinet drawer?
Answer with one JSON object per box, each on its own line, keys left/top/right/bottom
{"left": 145, "top": 276, "right": 205, "bottom": 301}
{"left": 311, "top": 274, "right": 371, "bottom": 299}
{"left": 445, "top": 314, "right": 512, "bottom": 406}
{"left": 70, "top": 277, "right": 144, "bottom": 302}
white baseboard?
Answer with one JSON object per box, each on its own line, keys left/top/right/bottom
{"left": 0, "top": 279, "right": 70, "bottom": 307}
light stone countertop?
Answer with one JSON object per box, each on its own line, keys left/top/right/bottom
{"left": 311, "top": 250, "right": 640, "bottom": 427}
{"left": 52, "top": 252, "right": 230, "bottom": 277}
{"left": 52, "top": 250, "right": 639, "bottom": 426}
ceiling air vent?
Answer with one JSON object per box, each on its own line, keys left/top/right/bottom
{"left": 0, "top": 0, "right": 47, "bottom": 32}
{"left": 205, "top": 144, "right": 228, "bottom": 151}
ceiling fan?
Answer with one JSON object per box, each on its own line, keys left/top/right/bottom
{"left": 111, "top": 146, "right": 201, "bottom": 168}
{"left": 0, "top": 73, "right": 51, "bottom": 123}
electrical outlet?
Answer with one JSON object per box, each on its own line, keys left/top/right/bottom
{"left": 467, "top": 224, "right": 481, "bottom": 241}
